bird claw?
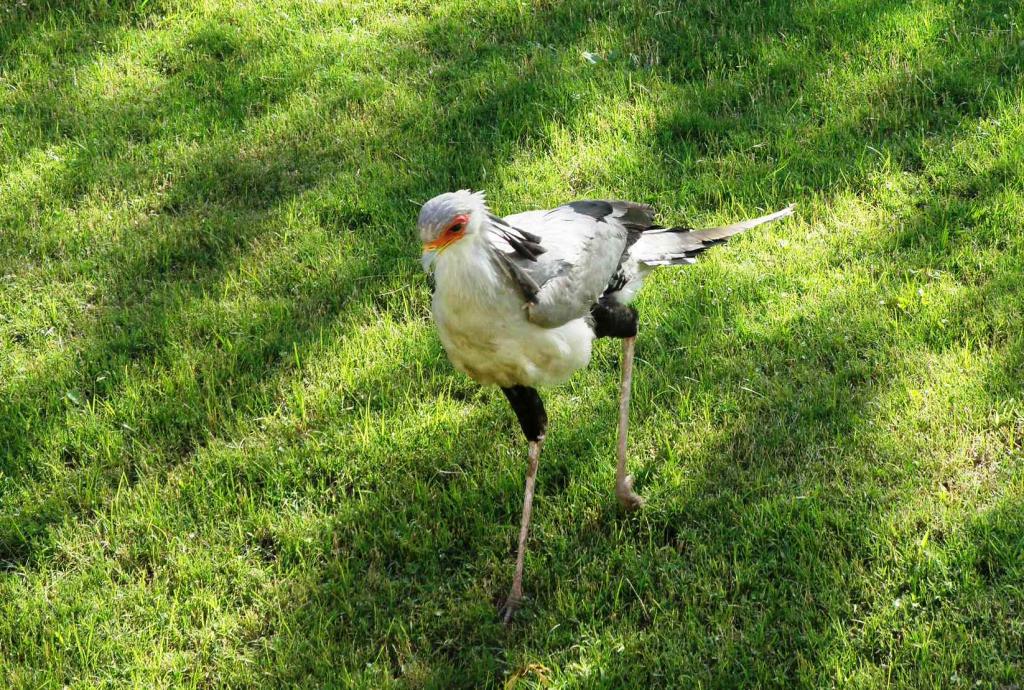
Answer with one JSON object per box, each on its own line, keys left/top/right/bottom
{"left": 499, "top": 593, "right": 522, "bottom": 625}
{"left": 616, "top": 475, "right": 646, "bottom": 511}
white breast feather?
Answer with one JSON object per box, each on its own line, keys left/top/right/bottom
{"left": 431, "top": 237, "right": 594, "bottom": 388}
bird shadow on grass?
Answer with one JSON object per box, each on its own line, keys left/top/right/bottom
{"left": 1, "top": 0, "right": 1023, "bottom": 686}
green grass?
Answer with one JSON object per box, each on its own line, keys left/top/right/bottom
{"left": 1, "top": 0, "right": 1023, "bottom": 686}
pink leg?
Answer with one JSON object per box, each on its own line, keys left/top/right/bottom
{"left": 616, "top": 336, "right": 645, "bottom": 510}
{"left": 502, "top": 438, "right": 542, "bottom": 624}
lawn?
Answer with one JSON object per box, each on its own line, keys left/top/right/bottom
{"left": 1, "top": 0, "right": 1023, "bottom": 686}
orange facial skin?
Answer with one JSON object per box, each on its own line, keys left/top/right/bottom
{"left": 423, "top": 214, "right": 469, "bottom": 252}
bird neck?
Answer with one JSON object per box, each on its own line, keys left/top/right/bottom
{"left": 433, "top": 234, "right": 505, "bottom": 303}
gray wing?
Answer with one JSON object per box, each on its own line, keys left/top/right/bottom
{"left": 494, "top": 201, "right": 653, "bottom": 328}
{"left": 489, "top": 201, "right": 796, "bottom": 315}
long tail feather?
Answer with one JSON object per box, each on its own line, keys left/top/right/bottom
{"left": 635, "top": 203, "right": 796, "bottom": 266}
{"left": 688, "top": 203, "right": 796, "bottom": 241}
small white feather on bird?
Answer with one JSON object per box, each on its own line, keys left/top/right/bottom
{"left": 417, "top": 190, "right": 794, "bottom": 622}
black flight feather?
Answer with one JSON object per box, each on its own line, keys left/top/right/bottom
{"left": 489, "top": 214, "right": 546, "bottom": 262}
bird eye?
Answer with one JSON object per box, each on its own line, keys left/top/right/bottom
{"left": 446, "top": 220, "right": 466, "bottom": 234}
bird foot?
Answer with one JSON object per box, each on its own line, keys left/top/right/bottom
{"left": 499, "top": 592, "right": 522, "bottom": 625}
{"left": 616, "top": 475, "right": 646, "bottom": 511}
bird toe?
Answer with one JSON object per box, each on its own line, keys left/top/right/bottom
{"left": 616, "top": 475, "right": 646, "bottom": 511}
{"left": 499, "top": 595, "right": 522, "bottom": 625}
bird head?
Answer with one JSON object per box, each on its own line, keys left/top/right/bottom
{"left": 418, "top": 189, "right": 489, "bottom": 270}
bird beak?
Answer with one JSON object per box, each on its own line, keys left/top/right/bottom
{"left": 422, "top": 237, "right": 453, "bottom": 252}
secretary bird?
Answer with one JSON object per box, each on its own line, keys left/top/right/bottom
{"left": 417, "top": 190, "right": 794, "bottom": 622}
